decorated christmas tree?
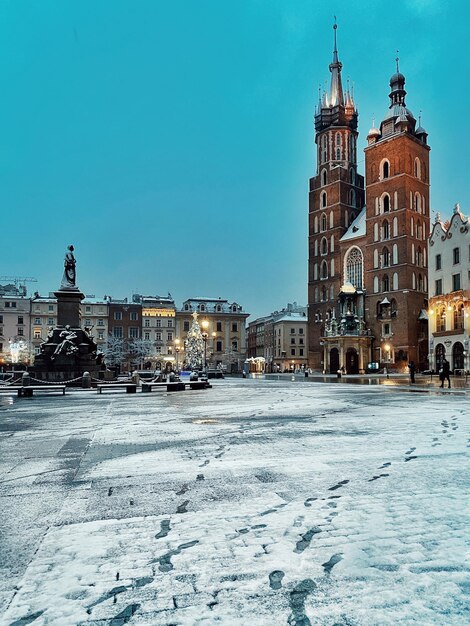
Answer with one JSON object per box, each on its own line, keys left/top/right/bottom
{"left": 184, "top": 311, "right": 204, "bottom": 370}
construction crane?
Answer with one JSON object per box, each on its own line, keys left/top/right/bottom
{"left": 0, "top": 276, "right": 37, "bottom": 297}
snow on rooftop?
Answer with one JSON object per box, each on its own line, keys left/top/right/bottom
{"left": 340, "top": 207, "right": 366, "bottom": 241}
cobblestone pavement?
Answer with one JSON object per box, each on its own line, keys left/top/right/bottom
{"left": 0, "top": 379, "right": 468, "bottom": 625}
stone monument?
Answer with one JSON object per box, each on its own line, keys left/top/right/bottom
{"left": 30, "top": 245, "right": 111, "bottom": 382}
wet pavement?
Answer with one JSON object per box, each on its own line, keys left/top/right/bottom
{"left": 0, "top": 378, "right": 468, "bottom": 625}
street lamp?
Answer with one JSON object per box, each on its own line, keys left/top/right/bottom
{"left": 174, "top": 338, "right": 180, "bottom": 371}
{"left": 201, "top": 320, "right": 209, "bottom": 374}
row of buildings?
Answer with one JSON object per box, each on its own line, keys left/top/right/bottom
{"left": 0, "top": 291, "right": 249, "bottom": 372}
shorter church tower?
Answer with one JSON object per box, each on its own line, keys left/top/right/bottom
{"left": 308, "top": 23, "right": 365, "bottom": 370}
{"left": 364, "top": 62, "right": 430, "bottom": 369}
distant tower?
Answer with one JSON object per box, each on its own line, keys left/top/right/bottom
{"left": 364, "top": 59, "right": 430, "bottom": 368}
{"left": 308, "top": 22, "right": 365, "bottom": 370}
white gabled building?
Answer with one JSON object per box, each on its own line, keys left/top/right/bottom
{"left": 428, "top": 204, "right": 470, "bottom": 373}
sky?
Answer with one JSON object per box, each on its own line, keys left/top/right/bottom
{"left": 0, "top": 0, "right": 468, "bottom": 319}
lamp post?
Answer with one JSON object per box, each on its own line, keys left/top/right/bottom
{"left": 201, "top": 320, "right": 209, "bottom": 374}
{"left": 175, "top": 338, "right": 180, "bottom": 371}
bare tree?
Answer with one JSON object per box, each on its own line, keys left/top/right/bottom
{"left": 103, "top": 336, "right": 126, "bottom": 368}
{"left": 129, "top": 338, "right": 155, "bottom": 369}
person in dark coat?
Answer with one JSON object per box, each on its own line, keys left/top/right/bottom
{"left": 440, "top": 358, "right": 451, "bottom": 388}
{"left": 408, "top": 360, "right": 416, "bottom": 384}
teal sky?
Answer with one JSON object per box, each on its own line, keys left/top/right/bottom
{"left": 0, "top": 0, "right": 468, "bottom": 318}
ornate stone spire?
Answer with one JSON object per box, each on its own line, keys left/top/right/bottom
{"left": 328, "top": 18, "right": 344, "bottom": 107}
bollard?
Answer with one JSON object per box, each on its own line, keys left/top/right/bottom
{"left": 337, "top": 370, "right": 342, "bottom": 380}
{"left": 131, "top": 371, "right": 140, "bottom": 385}
{"left": 22, "top": 371, "right": 31, "bottom": 387}
{"left": 82, "top": 371, "right": 91, "bottom": 389}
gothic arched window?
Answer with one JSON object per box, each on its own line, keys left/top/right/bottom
{"left": 321, "top": 169, "right": 327, "bottom": 186}
{"left": 321, "top": 213, "right": 327, "bottom": 232}
{"left": 381, "top": 159, "right": 390, "bottom": 179}
{"left": 382, "top": 194, "right": 390, "bottom": 213}
{"left": 382, "top": 219, "right": 390, "bottom": 240}
{"left": 414, "top": 157, "right": 421, "bottom": 179}
{"left": 320, "top": 260, "right": 328, "bottom": 280}
{"left": 345, "top": 247, "right": 363, "bottom": 289}
{"left": 436, "top": 306, "right": 446, "bottom": 332}
{"left": 321, "top": 191, "right": 327, "bottom": 208}
{"left": 320, "top": 237, "right": 328, "bottom": 255}
{"left": 382, "top": 275, "right": 389, "bottom": 292}
{"left": 349, "top": 189, "right": 356, "bottom": 206}
{"left": 382, "top": 247, "right": 390, "bottom": 268}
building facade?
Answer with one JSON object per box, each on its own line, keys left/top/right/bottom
{"left": 308, "top": 26, "right": 430, "bottom": 373}
{"left": 247, "top": 303, "right": 308, "bottom": 372}
{"left": 0, "top": 285, "right": 31, "bottom": 366}
{"left": 176, "top": 298, "right": 249, "bottom": 372}
{"left": 428, "top": 206, "right": 470, "bottom": 373}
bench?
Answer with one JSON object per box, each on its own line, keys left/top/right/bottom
{"left": 142, "top": 382, "right": 185, "bottom": 392}
{"left": 17, "top": 385, "right": 66, "bottom": 397}
{"left": 97, "top": 383, "right": 137, "bottom": 394}
{"left": 188, "top": 381, "right": 211, "bottom": 390}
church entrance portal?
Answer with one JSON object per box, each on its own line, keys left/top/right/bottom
{"left": 329, "top": 348, "right": 339, "bottom": 374}
{"left": 346, "top": 348, "right": 359, "bottom": 374}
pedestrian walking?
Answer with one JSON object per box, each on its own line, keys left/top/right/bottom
{"left": 440, "top": 358, "right": 451, "bottom": 388}
{"left": 409, "top": 360, "right": 416, "bottom": 384}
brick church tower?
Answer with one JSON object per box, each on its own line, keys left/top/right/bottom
{"left": 307, "top": 24, "right": 364, "bottom": 369}
{"left": 364, "top": 62, "right": 430, "bottom": 368}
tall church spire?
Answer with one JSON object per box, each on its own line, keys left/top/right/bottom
{"left": 329, "top": 18, "right": 344, "bottom": 107}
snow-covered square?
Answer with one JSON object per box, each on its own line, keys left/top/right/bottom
{"left": 0, "top": 378, "right": 468, "bottom": 625}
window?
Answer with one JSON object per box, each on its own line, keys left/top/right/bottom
{"left": 129, "top": 327, "right": 139, "bottom": 338}
{"left": 345, "top": 247, "right": 363, "bottom": 289}
{"left": 290, "top": 328, "right": 295, "bottom": 334}
{"left": 113, "top": 327, "right": 123, "bottom": 338}
{"left": 321, "top": 213, "right": 327, "bottom": 232}
{"left": 436, "top": 254, "right": 441, "bottom": 271}
{"left": 436, "top": 307, "right": 446, "bottom": 332}
{"left": 299, "top": 328, "right": 304, "bottom": 334}
{"left": 382, "top": 160, "right": 389, "bottom": 179}
{"left": 18, "top": 316, "right": 24, "bottom": 325}
{"left": 452, "top": 274, "right": 461, "bottom": 292}
{"left": 130, "top": 311, "right": 138, "bottom": 321}
{"left": 184, "top": 304, "right": 189, "bottom": 311}
{"left": 336, "top": 148, "right": 341, "bottom": 160}
{"left": 232, "top": 322, "right": 238, "bottom": 332}
{"left": 232, "top": 305, "right": 237, "bottom": 312}
{"left": 156, "top": 319, "right": 161, "bottom": 328}
{"left": 34, "top": 330, "right": 41, "bottom": 339}
{"left": 144, "top": 332, "right": 150, "bottom": 341}
{"left": 299, "top": 348, "right": 304, "bottom": 356}
{"left": 200, "top": 304, "right": 206, "bottom": 312}
{"left": 454, "top": 304, "right": 464, "bottom": 330}
{"left": 321, "top": 237, "right": 328, "bottom": 255}
{"left": 382, "top": 247, "right": 390, "bottom": 268}
{"left": 184, "top": 321, "right": 190, "bottom": 332}
{"left": 85, "top": 319, "right": 91, "bottom": 327}
{"left": 216, "top": 340, "right": 223, "bottom": 352}
{"left": 414, "top": 157, "right": 421, "bottom": 179}
{"left": 320, "top": 261, "right": 328, "bottom": 279}
{"left": 382, "top": 275, "right": 389, "bottom": 292}
{"left": 321, "top": 169, "right": 327, "bottom": 186}
{"left": 435, "top": 279, "right": 442, "bottom": 296}
{"left": 383, "top": 195, "right": 390, "bottom": 213}
{"left": 167, "top": 332, "right": 173, "bottom": 341}
{"left": 47, "top": 318, "right": 54, "bottom": 326}
{"left": 98, "top": 331, "right": 104, "bottom": 340}
{"left": 453, "top": 248, "right": 460, "bottom": 264}
{"left": 231, "top": 340, "right": 238, "bottom": 351}
{"left": 291, "top": 338, "right": 295, "bottom": 345}
{"left": 383, "top": 323, "right": 390, "bottom": 336}
{"left": 86, "top": 306, "right": 91, "bottom": 313}
{"left": 97, "top": 319, "right": 104, "bottom": 326}
{"left": 114, "top": 311, "right": 122, "bottom": 320}
{"left": 382, "top": 220, "right": 389, "bottom": 240}
{"left": 48, "top": 305, "right": 54, "bottom": 312}
{"left": 34, "top": 318, "right": 41, "bottom": 324}
{"left": 0, "top": 315, "right": 2, "bottom": 323}
{"left": 299, "top": 338, "right": 304, "bottom": 345}
{"left": 17, "top": 328, "right": 24, "bottom": 336}
{"left": 155, "top": 346, "right": 162, "bottom": 354}
{"left": 216, "top": 321, "right": 222, "bottom": 332}
{"left": 144, "top": 319, "right": 150, "bottom": 327}
{"left": 321, "top": 191, "right": 327, "bottom": 208}
{"left": 155, "top": 332, "right": 162, "bottom": 341}
{"left": 168, "top": 319, "right": 173, "bottom": 327}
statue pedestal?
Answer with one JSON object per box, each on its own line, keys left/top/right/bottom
{"left": 54, "top": 288, "right": 84, "bottom": 328}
